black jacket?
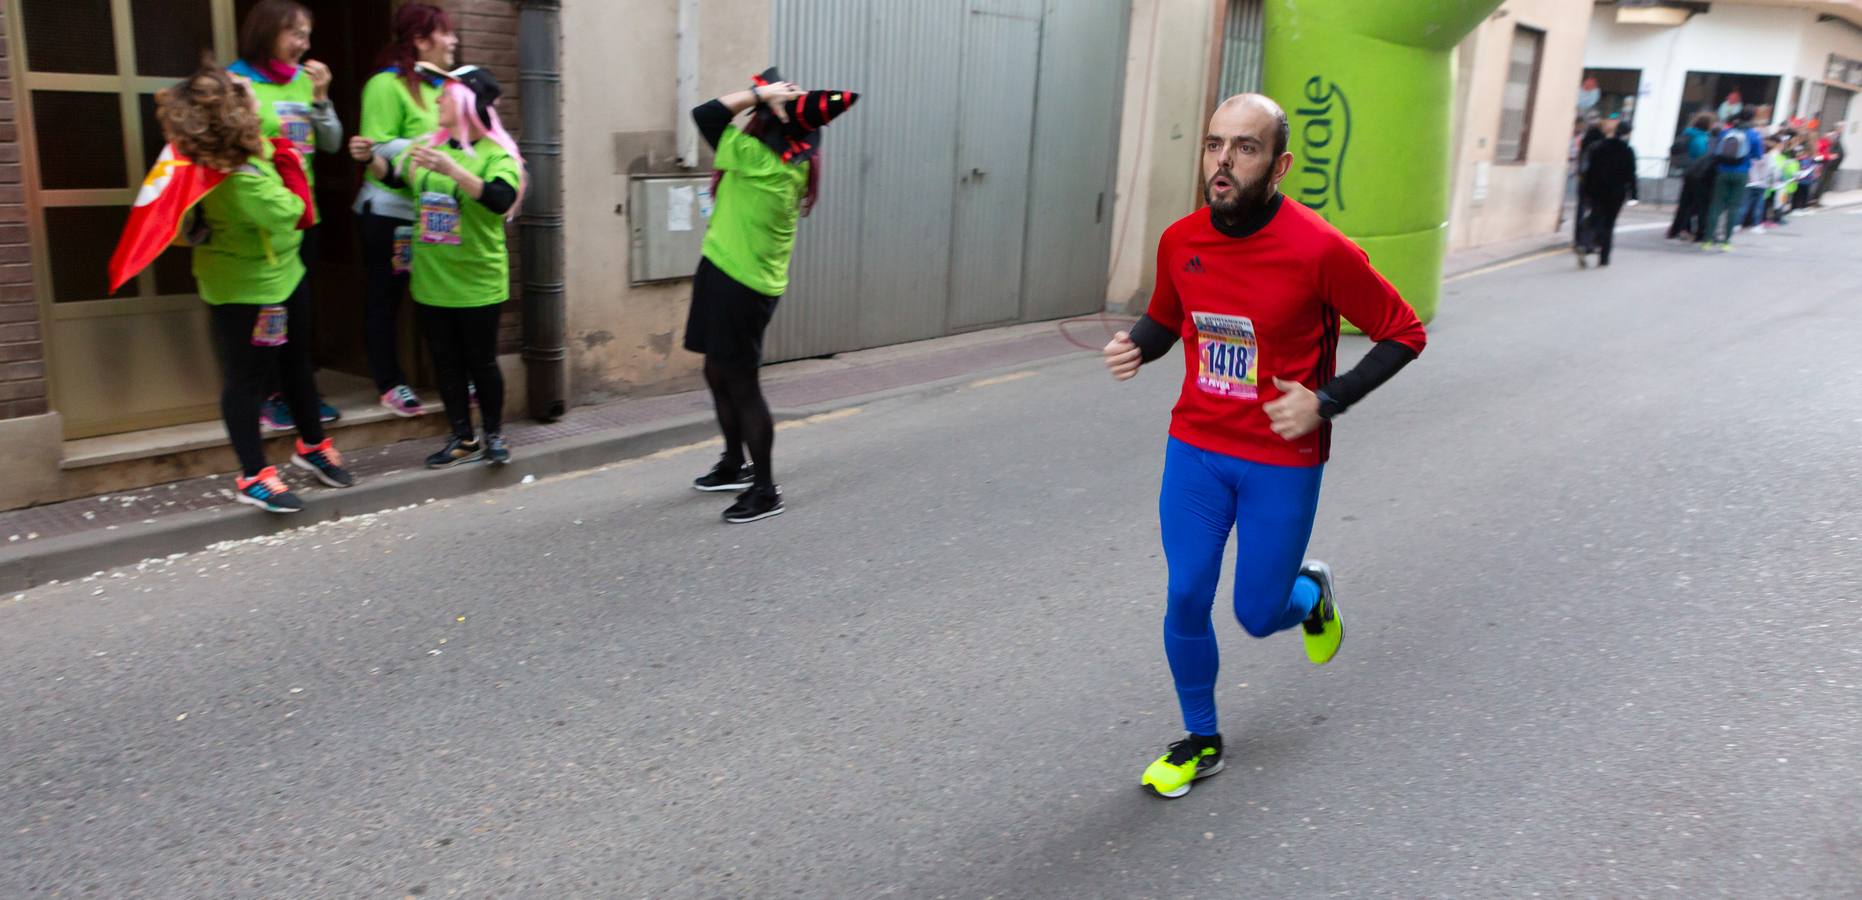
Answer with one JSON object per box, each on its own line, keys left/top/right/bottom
{"left": 1582, "top": 137, "right": 1638, "bottom": 204}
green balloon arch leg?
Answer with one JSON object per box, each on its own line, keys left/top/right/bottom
{"left": 1262, "top": 0, "right": 1505, "bottom": 325}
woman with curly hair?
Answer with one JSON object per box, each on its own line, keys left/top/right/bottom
{"left": 347, "top": 2, "right": 458, "bottom": 420}
{"left": 159, "top": 65, "right": 356, "bottom": 513}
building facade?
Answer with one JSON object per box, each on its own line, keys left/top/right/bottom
{"left": 565, "top": 0, "right": 1129, "bottom": 403}
{"left": 1, "top": 0, "right": 1598, "bottom": 510}
{"left": 1445, "top": 1, "right": 1595, "bottom": 251}
{"left": 1583, "top": 0, "right": 1862, "bottom": 191}
{"left": 0, "top": 0, "right": 527, "bottom": 509}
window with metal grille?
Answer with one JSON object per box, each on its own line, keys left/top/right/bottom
{"left": 1496, "top": 26, "right": 1545, "bottom": 164}
{"left": 1217, "top": 0, "right": 1265, "bottom": 99}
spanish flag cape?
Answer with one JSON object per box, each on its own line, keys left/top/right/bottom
{"left": 107, "top": 138, "right": 312, "bottom": 294}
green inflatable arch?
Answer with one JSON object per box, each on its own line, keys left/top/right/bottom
{"left": 1263, "top": 0, "right": 1505, "bottom": 323}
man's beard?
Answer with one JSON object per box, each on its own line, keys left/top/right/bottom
{"left": 1205, "top": 167, "right": 1274, "bottom": 225}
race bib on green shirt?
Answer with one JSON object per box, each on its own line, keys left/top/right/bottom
{"left": 273, "top": 101, "right": 314, "bottom": 157}
{"left": 418, "top": 191, "right": 462, "bottom": 245}
{"left": 392, "top": 225, "right": 414, "bottom": 274}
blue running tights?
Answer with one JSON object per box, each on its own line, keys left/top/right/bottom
{"left": 1159, "top": 437, "right": 1324, "bottom": 736}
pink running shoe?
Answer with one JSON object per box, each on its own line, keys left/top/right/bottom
{"left": 381, "top": 385, "right": 426, "bottom": 418}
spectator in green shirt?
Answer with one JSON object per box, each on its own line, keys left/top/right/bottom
{"left": 360, "top": 68, "right": 525, "bottom": 469}
{"left": 158, "top": 66, "right": 356, "bottom": 514}
{"left": 230, "top": 0, "right": 344, "bottom": 431}
{"left": 348, "top": 3, "right": 458, "bottom": 421}
{"left": 683, "top": 68, "right": 859, "bottom": 524}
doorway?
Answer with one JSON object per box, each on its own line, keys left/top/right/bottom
{"left": 1580, "top": 67, "right": 1642, "bottom": 124}
{"left": 7, "top": 0, "right": 397, "bottom": 440}
{"left": 234, "top": 0, "right": 397, "bottom": 391}
{"left": 1675, "top": 70, "right": 1781, "bottom": 136}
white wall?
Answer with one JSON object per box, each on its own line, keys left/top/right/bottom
{"left": 1585, "top": 3, "right": 1814, "bottom": 162}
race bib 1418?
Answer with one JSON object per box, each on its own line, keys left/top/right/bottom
{"left": 1192, "top": 312, "right": 1258, "bottom": 400}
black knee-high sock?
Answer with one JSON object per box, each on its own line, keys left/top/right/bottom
{"left": 704, "top": 358, "right": 744, "bottom": 466}
{"left": 723, "top": 364, "right": 773, "bottom": 488}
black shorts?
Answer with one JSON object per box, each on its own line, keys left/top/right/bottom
{"left": 683, "top": 256, "right": 780, "bottom": 368}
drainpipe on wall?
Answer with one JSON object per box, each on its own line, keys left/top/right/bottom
{"left": 518, "top": 0, "right": 567, "bottom": 421}
{"left": 675, "top": 0, "right": 700, "bottom": 168}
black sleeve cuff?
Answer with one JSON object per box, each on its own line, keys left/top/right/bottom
{"left": 475, "top": 177, "right": 517, "bottom": 215}
{"left": 1129, "top": 314, "right": 1179, "bottom": 365}
{"left": 1317, "top": 339, "right": 1417, "bottom": 417}
{"left": 692, "top": 100, "right": 732, "bottom": 150}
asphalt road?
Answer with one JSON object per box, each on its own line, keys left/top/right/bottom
{"left": 4, "top": 208, "right": 1860, "bottom": 898}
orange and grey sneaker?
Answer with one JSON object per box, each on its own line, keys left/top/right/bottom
{"left": 233, "top": 466, "right": 302, "bottom": 514}
{"left": 1141, "top": 732, "right": 1224, "bottom": 798}
{"left": 291, "top": 437, "right": 355, "bottom": 488}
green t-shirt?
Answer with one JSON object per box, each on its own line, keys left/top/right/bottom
{"left": 700, "top": 127, "right": 808, "bottom": 297}
{"left": 234, "top": 63, "right": 327, "bottom": 222}
{"left": 1776, "top": 154, "right": 1801, "bottom": 195}
{"left": 360, "top": 70, "right": 441, "bottom": 195}
{"left": 392, "top": 138, "right": 522, "bottom": 308}
{"left": 191, "top": 148, "right": 307, "bottom": 305}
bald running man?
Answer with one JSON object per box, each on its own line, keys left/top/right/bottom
{"left": 1104, "top": 94, "right": 1428, "bottom": 798}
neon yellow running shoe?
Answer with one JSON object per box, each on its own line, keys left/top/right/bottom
{"left": 1141, "top": 733, "right": 1224, "bottom": 799}
{"left": 1300, "top": 560, "right": 1344, "bottom": 665}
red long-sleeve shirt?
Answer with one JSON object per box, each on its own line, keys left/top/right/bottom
{"left": 1144, "top": 201, "right": 1427, "bottom": 467}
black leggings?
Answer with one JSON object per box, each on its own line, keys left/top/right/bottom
{"left": 1588, "top": 198, "right": 1623, "bottom": 264}
{"left": 1669, "top": 173, "right": 1710, "bottom": 239}
{"left": 704, "top": 357, "right": 774, "bottom": 489}
{"left": 210, "top": 279, "right": 325, "bottom": 477}
{"left": 359, "top": 208, "right": 414, "bottom": 392}
{"left": 263, "top": 227, "right": 323, "bottom": 397}
{"left": 417, "top": 303, "right": 504, "bottom": 438}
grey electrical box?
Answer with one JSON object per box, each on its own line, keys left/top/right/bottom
{"left": 629, "top": 175, "right": 714, "bottom": 283}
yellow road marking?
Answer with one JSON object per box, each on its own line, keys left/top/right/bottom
{"left": 968, "top": 371, "right": 1038, "bottom": 388}
{"left": 775, "top": 406, "right": 862, "bottom": 432}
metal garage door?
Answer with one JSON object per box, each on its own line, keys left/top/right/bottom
{"left": 767, "top": 0, "right": 1127, "bottom": 362}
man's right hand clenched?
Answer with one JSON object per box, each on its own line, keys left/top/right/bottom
{"left": 1104, "top": 331, "right": 1141, "bottom": 381}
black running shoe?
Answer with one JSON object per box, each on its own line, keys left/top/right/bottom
{"left": 483, "top": 432, "right": 511, "bottom": 466}
{"left": 426, "top": 435, "right": 483, "bottom": 469}
{"left": 233, "top": 466, "right": 303, "bottom": 514}
{"left": 291, "top": 438, "right": 355, "bottom": 488}
{"left": 722, "top": 484, "right": 783, "bottom": 524}
{"left": 693, "top": 458, "right": 754, "bottom": 492}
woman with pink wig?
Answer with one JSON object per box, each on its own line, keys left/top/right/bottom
{"left": 361, "top": 68, "right": 526, "bottom": 468}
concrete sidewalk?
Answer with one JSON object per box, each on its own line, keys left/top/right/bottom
{"left": 0, "top": 318, "right": 1113, "bottom": 591}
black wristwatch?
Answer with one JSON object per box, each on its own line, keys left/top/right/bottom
{"left": 1316, "top": 389, "right": 1345, "bottom": 420}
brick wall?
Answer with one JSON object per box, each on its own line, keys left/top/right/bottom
{"left": 447, "top": 0, "right": 526, "bottom": 356}
{"left": 0, "top": 11, "right": 47, "bottom": 421}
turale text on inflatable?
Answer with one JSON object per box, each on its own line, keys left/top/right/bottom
{"left": 1264, "top": 0, "right": 1506, "bottom": 323}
